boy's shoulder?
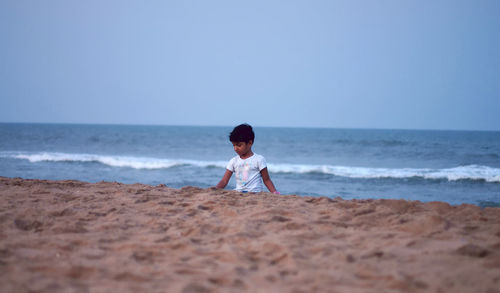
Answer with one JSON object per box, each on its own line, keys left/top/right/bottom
{"left": 253, "top": 153, "right": 265, "bottom": 160}
{"left": 228, "top": 154, "right": 240, "bottom": 161}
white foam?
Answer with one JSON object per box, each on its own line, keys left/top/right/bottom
{"left": 4, "top": 152, "right": 227, "bottom": 170}
{"left": 423, "top": 165, "right": 500, "bottom": 183}
{"left": 267, "top": 163, "right": 500, "bottom": 182}
{"left": 3, "top": 151, "right": 500, "bottom": 182}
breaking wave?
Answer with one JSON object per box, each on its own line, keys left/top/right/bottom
{"left": 3, "top": 151, "right": 500, "bottom": 183}
{"left": 2, "top": 151, "right": 227, "bottom": 170}
{"left": 267, "top": 163, "right": 500, "bottom": 182}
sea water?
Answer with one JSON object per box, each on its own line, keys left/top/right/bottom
{"left": 1, "top": 123, "right": 499, "bottom": 207}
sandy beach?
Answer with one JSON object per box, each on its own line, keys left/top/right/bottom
{"left": 1, "top": 177, "right": 499, "bottom": 293}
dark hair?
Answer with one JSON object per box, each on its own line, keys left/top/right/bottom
{"left": 229, "top": 123, "right": 255, "bottom": 143}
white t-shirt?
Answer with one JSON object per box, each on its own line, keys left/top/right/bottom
{"left": 226, "top": 154, "right": 267, "bottom": 192}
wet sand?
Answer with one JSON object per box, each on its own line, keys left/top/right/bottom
{"left": 1, "top": 177, "right": 499, "bottom": 293}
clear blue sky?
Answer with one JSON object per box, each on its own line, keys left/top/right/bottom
{"left": 1, "top": 0, "right": 499, "bottom": 130}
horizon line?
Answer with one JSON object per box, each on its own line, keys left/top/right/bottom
{"left": 0, "top": 121, "right": 499, "bottom": 133}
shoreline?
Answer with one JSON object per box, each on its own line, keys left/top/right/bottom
{"left": 1, "top": 177, "right": 499, "bottom": 292}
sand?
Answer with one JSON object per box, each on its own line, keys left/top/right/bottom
{"left": 1, "top": 177, "right": 499, "bottom": 293}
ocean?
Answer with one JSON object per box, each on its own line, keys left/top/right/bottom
{"left": 1, "top": 123, "right": 499, "bottom": 207}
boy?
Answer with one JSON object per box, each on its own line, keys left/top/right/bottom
{"left": 216, "top": 124, "right": 279, "bottom": 194}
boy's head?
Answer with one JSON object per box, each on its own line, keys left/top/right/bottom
{"left": 229, "top": 123, "right": 255, "bottom": 144}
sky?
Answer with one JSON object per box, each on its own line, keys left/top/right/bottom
{"left": 1, "top": 0, "right": 499, "bottom": 131}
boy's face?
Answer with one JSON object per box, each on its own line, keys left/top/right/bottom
{"left": 232, "top": 140, "right": 253, "bottom": 157}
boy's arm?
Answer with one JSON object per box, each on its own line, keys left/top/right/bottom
{"left": 216, "top": 170, "right": 233, "bottom": 189}
{"left": 260, "top": 167, "right": 277, "bottom": 193}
